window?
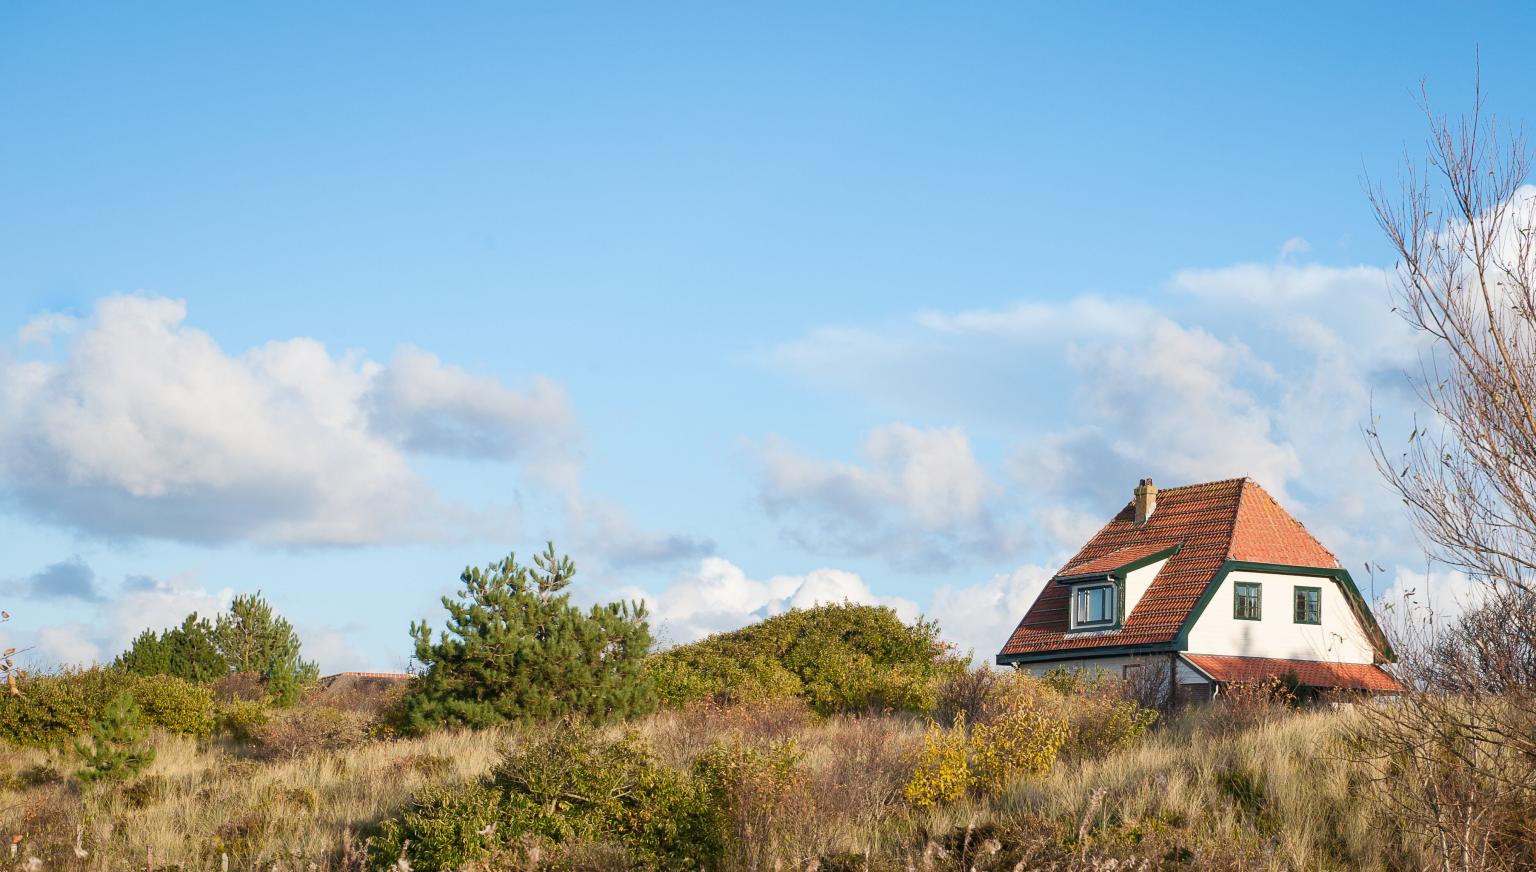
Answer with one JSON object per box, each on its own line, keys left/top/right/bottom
{"left": 1122, "top": 663, "right": 1143, "bottom": 680}
{"left": 1072, "top": 583, "right": 1116, "bottom": 628}
{"left": 1234, "top": 581, "right": 1262, "bottom": 620}
{"left": 1294, "top": 586, "right": 1321, "bottom": 624}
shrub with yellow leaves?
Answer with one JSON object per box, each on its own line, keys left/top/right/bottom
{"left": 904, "top": 703, "right": 1070, "bottom": 808}
{"left": 970, "top": 706, "right": 1068, "bottom": 793}
{"left": 903, "top": 717, "right": 972, "bottom": 808}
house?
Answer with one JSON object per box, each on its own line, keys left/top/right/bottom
{"left": 996, "top": 477, "right": 1402, "bottom": 702}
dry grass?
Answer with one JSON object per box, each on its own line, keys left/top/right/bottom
{"left": 0, "top": 702, "right": 1426, "bottom": 871}
{"left": 1, "top": 727, "right": 505, "bottom": 870}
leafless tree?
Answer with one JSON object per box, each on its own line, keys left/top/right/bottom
{"left": 1360, "top": 74, "right": 1536, "bottom": 872}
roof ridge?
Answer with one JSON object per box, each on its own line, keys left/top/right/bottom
{"left": 1221, "top": 479, "right": 1252, "bottom": 560}
{"left": 1155, "top": 476, "right": 1249, "bottom": 494}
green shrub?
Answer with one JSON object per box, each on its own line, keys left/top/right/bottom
{"left": 648, "top": 602, "right": 960, "bottom": 715}
{"left": 400, "top": 544, "right": 656, "bottom": 733}
{"left": 214, "top": 700, "right": 270, "bottom": 742}
{"left": 370, "top": 782, "right": 507, "bottom": 871}
{"left": 0, "top": 667, "right": 117, "bottom": 747}
{"left": 0, "top": 668, "right": 215, "bottom": 747}
{"left": 127, "top": 673, "right": 215, "bottom": 738}
{"left": 115, "top": 614, "right": 226, "bottom": 683}
{"left": 74, "top": 692, "right": 156, "bottom": 784}
{"left": 371, "top": 726, "right": 724, "bottom": 871}
{"left": 1063, "top": 696, "right": 1158, "bottom": 760}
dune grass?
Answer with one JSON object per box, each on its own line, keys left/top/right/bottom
{"left": 1, "top": 702, "right": 1415, "bottom": 871}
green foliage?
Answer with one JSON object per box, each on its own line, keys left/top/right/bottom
{"left": 115, "top": 614, "right": 226, "bottom": 684}
{"left": 0, "top": 669, "right": 214, "bottom": 747}
{"left": 214, "top": 700, "right": 270, "bottom": 742}
{"left": 370, "top": 726, "right": 724, "bottom": 871}
{"left": 73, "top": 692, "right": 156, "bottom": 784}
{"left": 127, "top": 673, "right": 215, "bottom": 737}
{"left": 1063, "top": 696, "right": 1158, "bottom": 760}
{"left": 649, "top": 602, "right": 959, "bottom": 715}
{"left": 214, "top": 593, "right": 319, "bottom": 705}
{"left": 399, "top": 544, "right": 656, "bottom": 732}
{"left": 370, "top": 782, "right": 507, "bottom": 871}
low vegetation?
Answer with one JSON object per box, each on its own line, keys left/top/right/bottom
{"left": 3, "top": 542, "right": 1531, "bottom": 870}
{"left": 0, "top": 668, "right": 1447, "bottom": 871}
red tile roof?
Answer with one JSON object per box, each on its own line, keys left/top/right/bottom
{"left": 1059, "top": 541, "right": 1180, "bottom": 578}
{"left": 999, "top": 478, "right": 1342, "bottom": 657}
{"left": 1182, "top": 654, "right": 1404, "bottom": 692}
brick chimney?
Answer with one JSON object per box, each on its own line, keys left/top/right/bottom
{"left": 1133, "top": 478, "right": 1158, "bottom": 527}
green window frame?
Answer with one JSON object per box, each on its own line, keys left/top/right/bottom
{"left": 1233, "top": 581, "right": 1262, "bottom": 620}
{"left": 1072, "top": 583, "right": 1117, "bottom": 629}
{"left": 1293, "top": 585, "right": 1321, "bottom": 625}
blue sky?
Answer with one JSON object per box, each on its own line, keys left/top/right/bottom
{"left": 2, "top": 4, "right": 1530, "bottom": 671}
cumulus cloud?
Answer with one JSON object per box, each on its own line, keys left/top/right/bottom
{"left": 761, "top": 244, "right": 1437, "bottom": 575}
{"left": 0, "top": 295, "right": 577, "bottom": 545}
{"left": 572, "top": 498, "right": 716, "bottom": 567}
{"left": 927, "top": 564, "right": 1053, "bottom": 662}
{"left": 636, "top": 555, "right": 1058, "bottom": 663}
{"left": 1168, "top": 260, "right": 1388, "bottom": 306}
{"left": 758, "top": 424, "right": 1022, "bottom": 565}
{"left": 637, "top": 556, "right": 920, "bottom": 646}
{"left": 367, "top": 345, "right": 574, "bottom": 461}
{"left": 2, "top": 556, "right": 102, "bottom": 602}
{"left": 36, "top": 624, "right": 101, "bottom": 668}
{"left": 8, "top": 564, "right": 234, "bottom": 669}
{"left": 109, "top": 572, "right": 233, "bottom": 651}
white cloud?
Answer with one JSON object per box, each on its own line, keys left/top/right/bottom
{"left": 758, "top": 424, "right": 1020, "bottom": 564}
{"left": 638, "top": 555, "right": 1053, "bottom": 664}
{"left": 110, "top": 573, "right": 233, "bottom": 651}
{"left": 0, "top": 295, "right": 575, "bottom": 545}
{"left": 571, "top": 497, "right": 716, "bottom": 567}
{"left": 927, "top": 564, "right": 1053, "bottom": 662}
{"left": 36, "top": 624, "right": 102, "bottom": 667}
{"left": 1168, "top": 261, "right": 1388, "bottom": 306}
{"left": 760, "top": 244, "right": 1436, "bottom": 575}
{"left": 1068, "top": 319, "right": 1301, "bottom": 502}
{"left": 637, "top": 556, "right": 920, "bottom": 646}
{"left": 915, "top": 294, "right": 1157, "bottom": 339}
{"left": 298, "top": 623, "right": 373, "bottom": 674}
{"left": 16, "top": 312, "right": 79, "bottom": 347}
{"left": 367, "top": 345, "right": 574, "bottom": 461}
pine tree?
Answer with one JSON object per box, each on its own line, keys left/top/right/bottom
{"left": 74, "top": 692, "right": 156, "bottom": 784}
{"left": 115, "top": 614, "right": 226, "bottom": 683}
{"left": 400, "top": 543, "right": 656, "bottom": 731}
{"left": 214, "top": 593, "right": 319, "bottom": 704}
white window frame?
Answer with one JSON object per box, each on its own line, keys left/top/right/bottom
{"left": 1071, "top": 582, "right": 1117, "bottom": 630}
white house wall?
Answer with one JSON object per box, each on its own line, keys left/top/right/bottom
{"left": 1182, "top": 569, "right": 1376, "bottom": 664}
{"left": 1122, "top": 557, "right": 1168, "bottom": 618}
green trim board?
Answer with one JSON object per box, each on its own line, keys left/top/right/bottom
{"left": 996, "top": 643, "right": 1178, "bottom": 666}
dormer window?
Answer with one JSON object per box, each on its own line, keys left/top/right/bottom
{"left": 1072, "top": 583, "right": 1117, "bottom": 629}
